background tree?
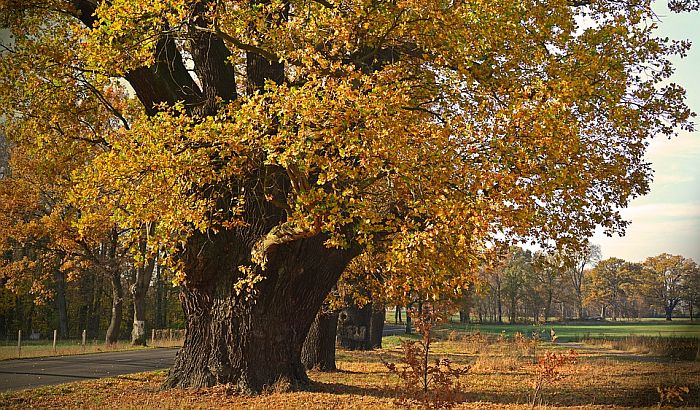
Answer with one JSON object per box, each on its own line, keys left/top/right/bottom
{"left": 531, "top": 251, "right": 567, "bottom": 323}
{"left": 1, "top": 0, "right": 695, "bottom": 392}
{"left": 482, "top": 264, "right": 504, "bottom": 324}
{"left": 502, "top": 248, "right": 532, "bottom": 324}
{"left": 567, "top": 243, "right": 601, "bottom": 319}
{"left": 585, "top": 258, "right": 636, "bottom": 320}
{"left": 640, "top": 253, "right": 696, "bottom": 321}
{"left": 682, "top": 264, "right": 700, "bottom": 320}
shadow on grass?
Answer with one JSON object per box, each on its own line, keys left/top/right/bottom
{"left": 311, "top": 380, "right": 698, "bottom": 408}
{"left": 309, "top": 372, "right": 699, "bottom": 408}
{"left": 308, "top": 380, "right": 392, "bottom": 395}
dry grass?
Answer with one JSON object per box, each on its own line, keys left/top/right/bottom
{"left": 0, "top": 338, "right": 183, "bottom": 360}
{"left": 582, "top": 336, "right": 700, "bottom": 361}
{"left": 0, "top": 336, "right": 698, "bottom": 409}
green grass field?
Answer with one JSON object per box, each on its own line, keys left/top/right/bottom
{"left": 385, "top": 308, "right": 700, "bottom": 341}
{"left": 446, "top": 320, "right": 700, "bottom": 341}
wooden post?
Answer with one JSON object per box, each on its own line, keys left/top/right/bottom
{"left": 151, "top": 329, "right": 155, "bottom": 345}
{"left": 82, "top": 329, "right": 86, "bottom": 349}
{"left": 17, "top": 330, "right": 21, "bottom": 358}
{"left": 169, "top": 328, "right": 173, "bottom": 343}
{"left": 53, "top": 329, "right": 57, "bottom": 353}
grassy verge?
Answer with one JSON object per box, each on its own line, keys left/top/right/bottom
{"left": 0, "top": 339, "right": 183, "bottom": 360}
{"left": 1, "top": 332, "right": 697, "bottom": 409}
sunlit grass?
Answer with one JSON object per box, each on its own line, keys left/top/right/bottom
{"left": 452, "top": 321, "right": 700, "bottom": 342}
{"left": 0, "top": 331, "right": 697, "bottom": 409}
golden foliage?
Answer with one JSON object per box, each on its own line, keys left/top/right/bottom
{"left": 0, "top": 0, "right": 696, "bottom": 292}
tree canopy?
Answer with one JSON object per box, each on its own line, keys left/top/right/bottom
{"left": 2, "top": 0, "right": 695, "bottom": 277}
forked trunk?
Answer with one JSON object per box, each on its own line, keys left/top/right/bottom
{"left": 164, "top": 233, "right": 356, "bottom": 393}
{"left": 301, "top": 309, "right": 339, "bottom": 371}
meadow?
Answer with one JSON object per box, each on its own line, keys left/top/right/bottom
{"left": 454, "top": 320, "right": 700, "bottom": 341}
{"left": 0, "top": 322, "right": 697, "bottom": 409}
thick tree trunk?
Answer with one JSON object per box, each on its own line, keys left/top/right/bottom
{"left": 369, "top": 304, "right": 385, "bottom": 349}
{"left": 53, "top": 269, "right": 69, "bottom": 338}
{"left": 665, "top": 306, "right": 674, "bottom": 321}
{"left": 105, "top": 270, "right": 123, "bottom": 344}
{"left": 163, "top": 233, "right": 357, "bottom": 393}
{"left": 395, "top": 305, "right": 402, "bottom": 324}
{"left": 301, "top": 309, "right": 338, "bottom": 371}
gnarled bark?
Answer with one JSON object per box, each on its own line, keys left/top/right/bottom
{"left": 163, "top": 232, "right": 357, "bottom": 393}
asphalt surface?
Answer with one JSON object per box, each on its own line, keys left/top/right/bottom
{"left": 0, "top": 348, "right": 178, "bottom": 392}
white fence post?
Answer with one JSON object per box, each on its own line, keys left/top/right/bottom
{"left": 17, "top": 329, "right": 21, "bottom": 358}
{"left": 53, "top": 329, "right": 57, "bottom": 353}
{"left": 82, "top": 329, "right": 86, "bottom": 349}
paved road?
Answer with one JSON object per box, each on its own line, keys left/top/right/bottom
{"left": 0, "top": 348, "right": 178, "bottom": 392}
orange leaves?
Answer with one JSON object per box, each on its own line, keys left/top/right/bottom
{"left": 533, "top": 349, "right": 578, "bottom": 382}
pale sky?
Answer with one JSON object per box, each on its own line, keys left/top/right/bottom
{"left": 591, "top": 4, "right": 700, "bottom": 263}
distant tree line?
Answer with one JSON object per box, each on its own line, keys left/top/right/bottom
{"left": 0, "top": 261, "right": 184, "bottom": 342}
{"left": 465, "top": 245, "right": 699, "bottom": 323}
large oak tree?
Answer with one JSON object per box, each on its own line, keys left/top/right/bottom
{"left": 0, "top": 0, "right": 695, "bottom": 393}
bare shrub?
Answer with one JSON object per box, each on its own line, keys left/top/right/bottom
{"left": 657, "top": 385, "right": 690, "bottom": 408}
{"left": 383, "top": 305, "right": 470, "bottom": 409}
{"left": 528, "top": 349, "right": 579, "bottom": 408}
